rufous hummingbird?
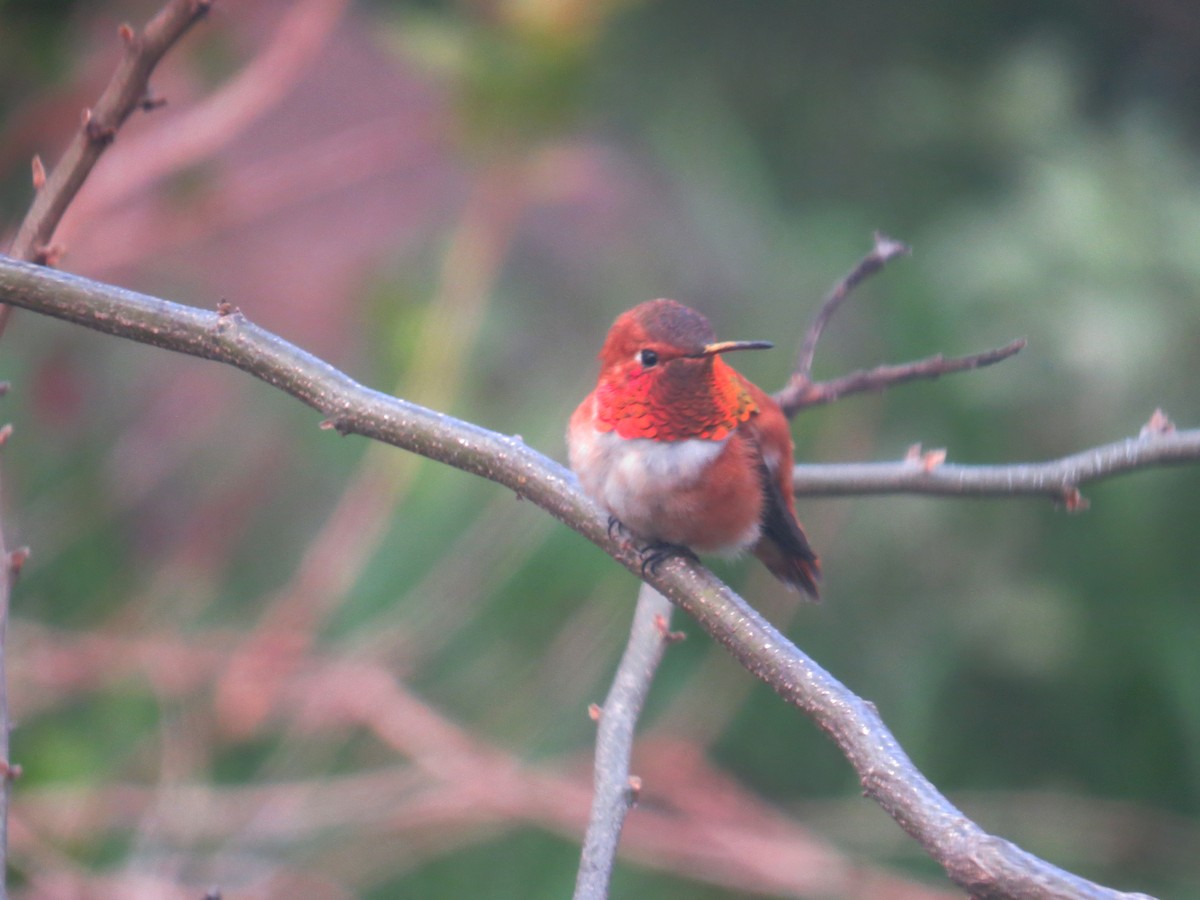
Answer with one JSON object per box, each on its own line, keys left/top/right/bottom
{"left": 568, "top": 298, "right": 820, "bottom": 597}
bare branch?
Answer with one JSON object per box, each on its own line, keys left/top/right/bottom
{"left": 0, "top": 256, "right": 1162, "bottom": 898}
{"left": 0, "top": 256, "right": 603, "bottom": 544}
{"left": 779, "top": 337, "right": 1027, "bottom": 416}
{"left": 0, "top": 456, "right": 12, "bottom": 890}
{"left": 61, "top": 0, "right": 351, "bottom": 245}
{"left": 643, "top": 560, "right": 1152, "bottom": 900}
{"left": 792, "top": 232, "right": 911, "bottom": 382}
{"left": 575, "top": 585, "right": 675, "bottom": 900}
{"left": 5, "top": 0, "right": 211, "bottom": 274}
{"left": 774, "top": 233, "right": 1024, "bottom": 417}
{"left": 0, "top": 4, "right": 1160, "bottom": 895}
{"left": 792, "top": 426, "right": 1200, "bottom": 504}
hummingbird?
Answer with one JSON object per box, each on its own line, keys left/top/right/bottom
{"left": 568, "top": 298, "right": 820, "bottom": 597}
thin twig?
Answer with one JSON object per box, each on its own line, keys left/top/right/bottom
{"left": 778, "top": 338, "right": 1027, "bottom": 416}
{"left": 4, "top": 0, "right": 211, "bottom": 303}
{"left": 0, "top": 474, "right": 11, "bottom": 900}
{"left": 0, "top": 256, "right": 602, "bottom": 542}
{"left": 775, "top": 233, "right": 1024, "bottom": 417}
{"left": 0, "top": 257, "right": 1170, "bottom": 899}
{"left": 57, "top": 0, "right": 349, "bottom": 240}
{"left": 0, "top": 404, "right": 23, "bottom": 900}
{"left": 792, "top": 232, "right": 910, "bottom": 382}
{"left": 574, "top": 585, "right": 676, "bottom": 900}
{"left": 791, "top": 425, "right": 1200, "bottom": 505}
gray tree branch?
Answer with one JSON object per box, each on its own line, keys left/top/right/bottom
{"left": 0, "top": 255, "right": 1168, "bottom": 899}
{"left": 775, "top": 232, "right": 1026, "bottom": 416}
{"left": 792, "top": 427, "right": 1200, "bottom": 504}
{"left": 574, "top": 584, "right": 676, "bottom": 900}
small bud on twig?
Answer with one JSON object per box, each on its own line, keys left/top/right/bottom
{"left": 31, "top": 155, "right": 46, "bottom": 191}
{"left": 1063, "top": 486, "right": 1089, "bottom": 513}
{"left": 33, "top": 243, "right": 65, "bottom": 267}
{"left": 1141, "top": 408, "right": 1175, "bottom": 438}
{"left": 83, "top": 109, "right": 116, "bottom": 146}
{"left": 626, "top": 775, "right": 642, "bottom": 806}
{"left": 140, "top": 93, "right": 168, "bottom": 112}
{"left": 653, "top": 613, "right": 686, "bottom": 643}
{"left": 9, "top": 547, "right": 31, "bottom": 577}
{"left": 319, "top": 417, "right": 351, "bottom": 435}
{"left": 904, "top": 444, "right": 947, "bottom": 471}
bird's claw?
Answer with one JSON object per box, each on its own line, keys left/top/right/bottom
{"left": 608, "top": 516, "right": 630, "bottom": 541}
{"left": 604, "top": 518, "right": 697, "bottom": 577}
{"left": 638, "top": 541, "right": 699, "bottom": 577}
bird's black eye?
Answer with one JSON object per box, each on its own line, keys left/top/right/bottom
{"left": 638, "top": 349, "right": 659, "bottom": 368}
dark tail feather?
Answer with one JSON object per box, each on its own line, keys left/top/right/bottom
{"left": 755, "top": 462, "right": 821, "bottom": 599}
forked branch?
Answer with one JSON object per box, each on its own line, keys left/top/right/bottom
{"left": 0, "top": 256, "right": 1167, "bottom": 899}
{"left": 775, "top": 232, "right": 1025, "bottom": 417}
{"left": 0, "top": 4, "right": 1173, "bottom": 898}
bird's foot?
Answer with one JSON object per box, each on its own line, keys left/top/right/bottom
{"left": 607, "top": 515, "right": 630, "bottom": 542}
{"left": 638, "top": 540, "right": 699, "bottom": 577}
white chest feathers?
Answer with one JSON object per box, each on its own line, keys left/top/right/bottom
{"left": 569, "top": 422, "right": 729, "bottom": 542}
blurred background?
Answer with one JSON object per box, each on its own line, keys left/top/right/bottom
{"left": 2, "top": 0, "right": 1200, "bottom": 896}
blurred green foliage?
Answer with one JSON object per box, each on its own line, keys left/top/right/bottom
{"left": 2, "top": 0, "right": 1200, "bottom": 896}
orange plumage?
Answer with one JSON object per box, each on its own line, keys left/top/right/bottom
{"left": 568, "top": 299, "right": 820, "bottom": 596}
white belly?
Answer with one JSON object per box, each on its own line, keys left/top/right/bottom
{"left": 569, "top": 423, "right": 749, "bottom": 547}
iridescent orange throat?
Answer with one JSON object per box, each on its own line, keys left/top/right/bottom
{"left": 594, "top": 355, "right": 758, "bottom": 441}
